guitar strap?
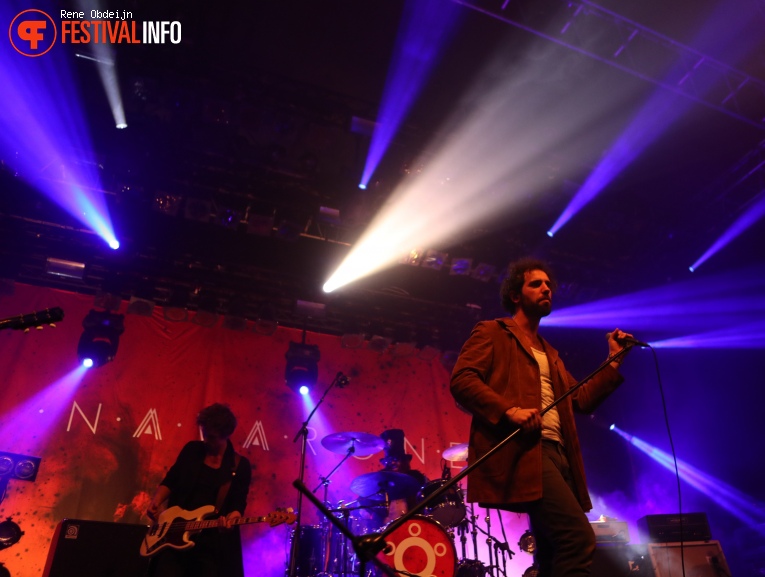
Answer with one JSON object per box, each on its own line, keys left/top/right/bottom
{"left": 214, "top": 452, "right": 242, "bottom": 513}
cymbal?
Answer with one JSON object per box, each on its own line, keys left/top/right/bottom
{"left": 321, "top": 432, "right": 385, "bottom": 457}
{"left": 443, "top": 443, "right": 469, "bottom": 461}
{"left": 350, "top": 471, "right": 421, "bottom": 501}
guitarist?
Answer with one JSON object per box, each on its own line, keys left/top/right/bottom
{"left": 146, "top": 403, "right": 252, "bottom": 577}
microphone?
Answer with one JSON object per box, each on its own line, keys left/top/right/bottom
{"left": 336, "top": 372, "right": 350, "bottom": 388}
{"left": 606, "top": 332, "right": 650, "bottom": 348}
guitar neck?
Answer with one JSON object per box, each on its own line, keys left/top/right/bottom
{"left": 185, "top": 515, "right": 268, "bottom": 531}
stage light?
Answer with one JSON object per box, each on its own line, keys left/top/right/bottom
{"left": 449, "top": 257, "right": 472, "bottom": 276}
{"left": 127, "top": 296, "right": 156, "bottom": 317}
{"left": 192, "top": 292, "right": 219, "bottom": 327}
{"left": 471, "top": 263, "right": 496, "bottom": 282}
{"left": 518, "top": 530, "right": 536, "bottom": 554}
{"left": 285, "top": 341, "right": 321, "bottom": 394}
{"left": 77, "top": 310, "right": 125, "bottom": 368}
{"left": 0, "top": 452, "right": 41, "bottom": 483}
{"left": 422, "top": 249, "right": 448, "bottom": 271}
{"left": 358, "top": 183, "right": 367, "bottom": 190}
{"left": 163, "top": 289, "right": 189, "bottom": 322}
{"left": 254, "top": 302, "right": 278, "bottom": 336}
{"left": 0, "top": 517, "right": 23, "bottom": 552}
{"left": 222, "top": 297, "right": 248, "bottom": 331}
{"left": 109, "top": 239, "right": 120, "bottom": 249}
{"left": 401, "top": 249, "right": 424, "bottom": 267}
{"left": 45, "top": 258, "right": 85, "bottom": 280}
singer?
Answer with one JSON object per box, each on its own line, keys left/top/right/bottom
{"left": 450, "top": 257, "right": 633, "bottom": 577}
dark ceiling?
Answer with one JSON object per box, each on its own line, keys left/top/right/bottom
{"left": 2, "top": 0, "right": 765, "bottom": 350}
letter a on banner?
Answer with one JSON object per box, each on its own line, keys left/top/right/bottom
{"left": 133, "top": 409, "right": 162, "bottom": 440}
{"left": 243, "top": 421, "right": 269, "bottom": 450}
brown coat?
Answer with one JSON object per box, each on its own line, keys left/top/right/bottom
{"left": 450, "top": 318, "right": 623, "bottom": 511}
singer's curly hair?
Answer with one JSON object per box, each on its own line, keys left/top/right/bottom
{"left": 197, "top": 403, "right": 237, "bottom": 438}
{"left": 500, "top": 258, "right": 557, "bottom": 313}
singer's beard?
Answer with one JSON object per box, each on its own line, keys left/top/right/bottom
{"left": 520, "top": 298, "right": 552, "bottom": 320}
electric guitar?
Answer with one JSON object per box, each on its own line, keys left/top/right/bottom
{"left": 140, "top": 505, "right": 296, "bottom": 557}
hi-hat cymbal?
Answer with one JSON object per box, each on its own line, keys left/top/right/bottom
{"left": 350, "top": 471, "right": 421, "bottom": 501}
{"left": 321, "top": 432, "right": 385, "bottom": 457}
{"left": 443, "top": 443, "right": 469, "bottom": 462}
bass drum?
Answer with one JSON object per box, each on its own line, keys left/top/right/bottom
{"left": 376, "top": 515, "right": 456, "bottom": 577}
{"left": 327, "top": 510, "right": 382, "bottom": 576}
{"left": 290, "top": 524, "right": 327, "bottom": 577}
{"left": 417, "top": 479, "right": 466, "bottom": 528}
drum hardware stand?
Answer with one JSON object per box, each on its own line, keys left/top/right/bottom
{"left": 293, "top": 346, "right": 632, "bottom": 575}
{"left": 484, "top": 508, "right": 495, "bottom": 577}
{"left": 457, "top": 519, "right": 468, "bottom": 560}
{"left": 493, "top": 541, "right": 513, "bottom": 577}
{"left": 469, "top": 504, "right": 479, "bottom": 560}
{"left": 287, "top": 371, "right": 349, "bottom": 577}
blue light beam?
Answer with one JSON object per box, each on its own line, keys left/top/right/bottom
{"left": 690, "top": 190, "right": 765, "bottom": 272}
{"left": 359, "top": 0, "right": 460, "bottom": 189}
{"left": 548, "top": 6, "right": 764, "bottom": 237}
{"left": 0, "top": 1, "right": 118, "bottom": 249}
{"left": 543, "top": 264, "right": 765, "bottom": 348}
{"left": 612, "top": 425, "right": 765, "bottom": 532}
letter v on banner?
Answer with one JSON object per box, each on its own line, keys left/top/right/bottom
{"left": 243, "top": 421, "right": 269, "bottom": 450}
{"left": 133, "top": 409, "right": 162, "bottom": 440}
{"left": 67, "top": 402, "right": 102, "bottom": 433}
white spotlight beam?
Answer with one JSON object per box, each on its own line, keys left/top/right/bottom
{"left": 325, "top": 40, "right": 636, "bottom": 293}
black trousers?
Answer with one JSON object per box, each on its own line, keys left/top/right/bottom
{"left": 525, "top": 440, "right": 596, "bottom": 577}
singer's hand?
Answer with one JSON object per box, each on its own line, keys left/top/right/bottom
{"left": 506, "top": 407, "right": 541, "bottom": 434}
{"left": 606, "top": 328, "right": 634, "bottom": 363}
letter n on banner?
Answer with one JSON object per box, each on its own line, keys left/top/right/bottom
{"left": 67, "top": 402, "right": 102, "bottom": 433}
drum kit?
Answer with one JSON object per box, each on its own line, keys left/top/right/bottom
{"left": 290, "top": 433, "right": 519, "bottom": 577}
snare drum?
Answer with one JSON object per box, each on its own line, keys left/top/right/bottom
{"left": 377, "top": 515, "right": 456, "bottom": 577}
{"left": 417, "top": 479, "right": 466, "bottom": 528}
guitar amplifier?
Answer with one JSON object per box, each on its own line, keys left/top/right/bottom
{"left": 591, "top": 520, "right": 630, "bottom": 543}
{"left": 42, "top": 519, "right": 150, "bottom": 577}
{"left": 637, "top": 512, "right": 711, "bottom": 543}
{"left": 648, "top": 541, "right": 730, "bottom": 577}
{"left": 592, "top": 544, "right": 654, "bottom": 577}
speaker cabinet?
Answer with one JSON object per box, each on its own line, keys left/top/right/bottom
{"left": 42, "top": 519, "right": 150, "bottom": 577}
{"left": 648, "top": 541, "right": 731, "bottom": 577}
{"left": 592, "top": 544, "right": 655, "bottom": 577}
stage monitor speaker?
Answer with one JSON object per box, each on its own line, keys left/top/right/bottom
{"left": 638, "top": 512, "right": 711, "bottom": 543}
{"left": 648, "top": 541, "right": 731, "bottom": 577}
{"left": 592, "top": 544, "right": 655, "bottom": 577}
{"left": 42, "top": 518, "right": 150, "bottom": 577}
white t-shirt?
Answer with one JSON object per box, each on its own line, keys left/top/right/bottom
{"left": 532, "top": 347, "right": 563, "bottom": 445}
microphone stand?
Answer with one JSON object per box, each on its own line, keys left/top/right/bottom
{"left": 293, "top": 345, "right": 633, "bottom": 572}
{"left": 287, "top": 371, "right": 346, "bottom": 577}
